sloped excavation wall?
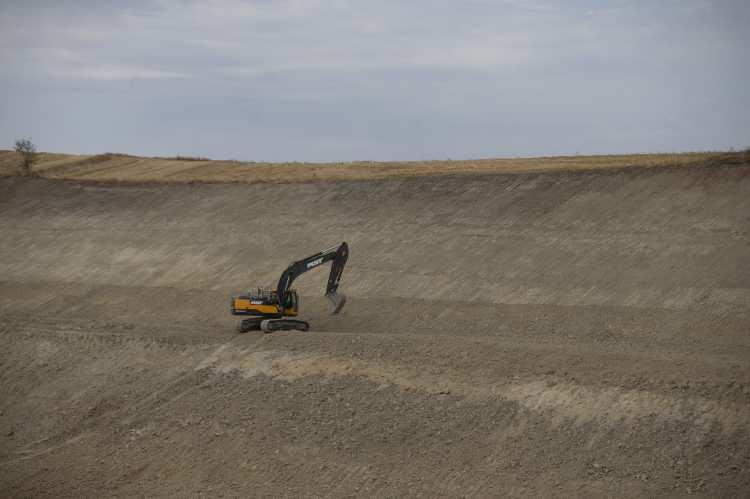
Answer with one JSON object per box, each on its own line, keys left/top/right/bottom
{"left": 1, "top": 163, "right": 748, "bottom": 496}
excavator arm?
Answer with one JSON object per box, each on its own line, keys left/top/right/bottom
{"left": 276, "top": 242, "right": 349, "bottom": 314}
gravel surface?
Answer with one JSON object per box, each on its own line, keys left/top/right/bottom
{"left": 1, "top": 162, "right": 749, "bottom": 497}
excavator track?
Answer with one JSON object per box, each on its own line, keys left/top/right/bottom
{"left": 260, "top": 318, "right": 310, "bottom": 333}
{"left": 237, "top": 317, "right": 263, "bottom": 333}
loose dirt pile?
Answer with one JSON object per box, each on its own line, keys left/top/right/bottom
{"left": 1, "top": 161, "right": 748, "bottom": 496}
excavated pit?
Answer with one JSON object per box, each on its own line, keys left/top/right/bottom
{"left": 1, "top": 163, "right": 749, "bottom": 496}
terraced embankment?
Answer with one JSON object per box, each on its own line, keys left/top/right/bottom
{"left": 1, "top": 161, "right": 749, "bottom": 496}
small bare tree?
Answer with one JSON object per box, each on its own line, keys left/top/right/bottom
{"left": 14, "top": 138, "right": 38, "bottom": 175}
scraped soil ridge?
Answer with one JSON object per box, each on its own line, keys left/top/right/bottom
{"left": 1, "top": 160, "right": 749, "bottom": 496}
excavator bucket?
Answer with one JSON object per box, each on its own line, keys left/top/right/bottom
{"left": 326, "top": 291, "right": 347, "bottom": 315}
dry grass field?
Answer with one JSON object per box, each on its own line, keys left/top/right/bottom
{"left": 0, "top": 149, "right": 744, "bottom": 184}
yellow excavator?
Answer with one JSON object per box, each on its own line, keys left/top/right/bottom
{"left": 231, "top": 242, "right": 349, "bottom": 333}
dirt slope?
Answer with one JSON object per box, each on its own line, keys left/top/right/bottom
{"left": 1, "top": 161, "right": 749, "bottom": 497}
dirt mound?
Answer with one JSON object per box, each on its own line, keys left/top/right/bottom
{"left": 1, "top": 161, "right": 749, "bottom": 496}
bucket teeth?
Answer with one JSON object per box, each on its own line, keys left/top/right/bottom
{"left": 326, "top": 292, "right": 347, "bottom": 315}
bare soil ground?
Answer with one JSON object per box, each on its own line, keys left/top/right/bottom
{"left": 0, "top": 157, "right": 749, "bottom": 497}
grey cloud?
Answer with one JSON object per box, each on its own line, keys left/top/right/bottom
{"left": 1, "top": 0, "right": 748, "bottom": 161}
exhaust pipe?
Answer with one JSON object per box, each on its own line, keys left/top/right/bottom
{"left": 326, "top": 291, "right": 347, "bottom": 315}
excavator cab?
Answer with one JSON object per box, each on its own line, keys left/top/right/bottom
{"left": 231, "top": 242, "right": 348, "bottom": 333}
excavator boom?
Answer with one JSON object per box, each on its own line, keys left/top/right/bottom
{"left": 276, "top": 242, "right": 349, "bottom": 314}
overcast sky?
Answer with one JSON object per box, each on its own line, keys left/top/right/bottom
{"left": 1, "top": 0, "right": 748, "bottom": 161}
